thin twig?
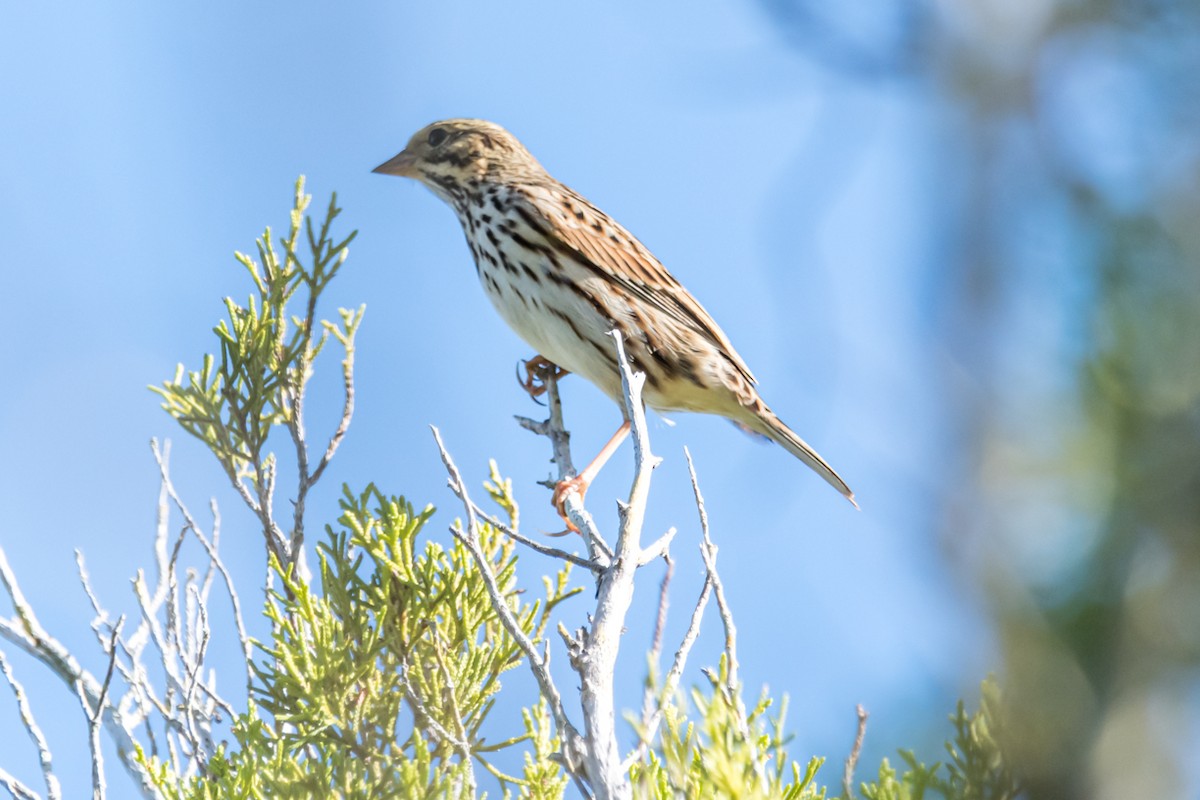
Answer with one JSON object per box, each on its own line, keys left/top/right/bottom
{"left": 637, "top": 527, "right": 675, "bottom": 567}
{"left": 468, "top": 503, "right": 601, "bottom": 572}
{"left": 78, "top": 620, "right": 122, "bottom": 800}
{"left": 685, "top": 447, "right": 761, "bottom": 788}
{"left": 151, "top": 440, "right": 254, "bottom": 692}
{"left": 309, "top": 310, "right": 360, "bottom": 487}
{"left": 398, "top": 660, "right": 465, "bottom": 751}
{"left": 648, "top": 555, "right": 674, "bottom": 676}
{"left": 284, "top": 339, "right": 314, "bottom": 573}
{"left": 843, "top": 704, "right": 869, "bottom": 800}
{"left": 626, "top": 569, "right": 711, "bottom": 773}
{"left": 431, "top": 426, "right": 585, "bottom": 774}
{"left": 0, "top": 767, "right": 40, "bottom": 800}
{"left": 685, "top": 448, "right": 739, "bottom": 688}
{"left": 96, "top": 620, "right": 125, "bottom": 722}
{"left": 218, "top": 431, "right": 289, "bottom": 566}
{"left": 0, "top": 649, "right": 61, "bottom": 800}
{"left": 515, "top": 369, "right": 612, "bottom": 562}
{"left": 74, "top": 552, "right": 107, "bottom": 633}
{"left": 636, "top": 553, "right": 675, "bottom": 758}
{"left": 75, "top": 676, "right": 104, "bottom": 800}
{"left": 179, "top": 589, "right": 210, "bottom": 767}
{"left": 429, "top": 630, "right": 478, "bottom": 795}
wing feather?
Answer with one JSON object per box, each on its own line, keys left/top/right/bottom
{"left": 515, "top": 185, "right": 758, "bottom": 387}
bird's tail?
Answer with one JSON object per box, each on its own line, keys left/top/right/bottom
{"left": 746, "top": 409, "right": 858, "bottom": 509}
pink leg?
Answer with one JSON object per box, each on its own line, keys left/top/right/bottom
{"left": 551, "top": 421, "right": 632, "bottom": 530}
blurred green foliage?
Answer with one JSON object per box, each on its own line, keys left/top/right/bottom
{"left": 762, "top": 1, "right": 1200, "bottom": 795}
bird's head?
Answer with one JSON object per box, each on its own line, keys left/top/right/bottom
{"left": 373, "top": 119, "right": 542, "bottom": 199}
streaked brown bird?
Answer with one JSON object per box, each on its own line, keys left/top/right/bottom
{"left": 375, "top": 119, "right": 856, "bottom": 510}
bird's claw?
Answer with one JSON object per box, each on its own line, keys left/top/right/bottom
{"left": 550, "top": 474, "right": 589, "bottom": 535}
{"left": 518, "top": 356, "right": 569, "bottom": 403}
{"left": 516, "top": 360, "right": 548, "bottom": 405}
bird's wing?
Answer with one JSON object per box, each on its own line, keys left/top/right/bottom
{"left": 515, "top": 184, "right": 758, "bottom": 387}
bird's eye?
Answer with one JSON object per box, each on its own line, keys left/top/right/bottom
{"left": 427, "top": 128, "right": 448, "bottom": 148}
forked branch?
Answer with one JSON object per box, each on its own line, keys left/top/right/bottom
{"left": 437, "top": 329, "right": 681, "bottom": 800}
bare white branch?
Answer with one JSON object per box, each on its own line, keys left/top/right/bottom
{"left": 0, "top": 439, "right": 252, "bottom": 795}
{"left": 633, "top": 553, "right": 675, "bottom": 767}
{"left": 685, "top": 448, "right": 763, "bottom": 789}
{"left": 75, "top": 677, "right": 105, "bottom": 800}
{"left": 686, "top": 448, "right": 740, "bottom": 690}
{"left": 151, "top": 440, "right": 253, "bottom": 692}
{"left": 0, "top": 767, "right": 41, "bottom": 800}
{"left": 515, "top": 366, "right": 613, "bottom": 563}
{"left": 461, "top": 492, "right": 601, "bottom": 572}
{"left": 75, "top": 620, "right": 122, "bottom": 800}
{"left": 569, "top": 329, "right": 661, "bottom": 800}
{"left": 665, "top": 577, "right": 712, "bottom": 701}
{"left": 626, "top": 565, "right": 712, "bottom": 773}
{"left": 0, "top": 549, "right": 160, "bottom": 797}
{"left": 0, "top": 650, "right": 61, "bottom": 800}
{"left": 431, "top": 426, "right": 586, "bottom": 774}
{"left": 638, "top": 527, "right": 676, "bottom": 567}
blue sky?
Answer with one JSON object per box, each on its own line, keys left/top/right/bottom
{"left": 0, "top": 3, "right": 989, "bottom": 794}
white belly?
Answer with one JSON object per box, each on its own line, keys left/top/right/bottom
{"left": 475, "top": 234, "right": 625, "bottom": 402}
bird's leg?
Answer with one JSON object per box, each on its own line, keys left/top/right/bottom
{"left": 551, "top": 420, "right": 632, "bottom": 532}
{"left": 518, "top": 355, "right": 571, "bottom": 400}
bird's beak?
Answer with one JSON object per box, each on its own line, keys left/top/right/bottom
{"left": 372, "top": 149, "right": 417, "bottom": 178}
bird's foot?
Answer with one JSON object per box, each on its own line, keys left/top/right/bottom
{"left": 549, "top": 474, "right": 589, "bottom": 535}
{"left": 518, "top": 355, "right": 569, "bottom": 401}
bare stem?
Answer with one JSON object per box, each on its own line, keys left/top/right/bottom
{"left": 469, "top": 504, "right": 601, "bottom": 573}
{"left": 843, "top": 704, "right": 869, "bottom": 800}
{"left": 515, "top": 369, "right": 611, "bottom": 562}
{"left": 0, "top": 649, "right": 61, "bottom": 800}
{"left": 151, "top": 440, "right": 253, "bottom": 693}
{"left": 568, "top": 330, "right": 660, "bottom": 800}
{"left": 431, "top": 426, "right": 586, "bottom": 774}
{"left": 0, "top": 767, "right": 41, "bottom": 800}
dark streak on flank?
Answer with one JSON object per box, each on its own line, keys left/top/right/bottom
{"left": 508, "top": 229, "right": 542, "bottom": 257}
{"left": 550, "top": 308, "right": 583, "bottom": 340}
{"left": 639, "top": 355, "right": 661, "bottom": 389}
{"left": 513, "top": 205, "right": 552, "bottom": 240}
{"left": 497, "top": 248, "right": 519, "bottom": 275}
{"left": 575, "top": 287, "right": 616, "bottom": 328}
{"left": 588, "top": 337, "right": 619, "bottom": 369}
{"left": 649, "top": 346, "right": 671, "bottom": 372}
{"left": 677, "top": 354, "right": 703, "bottom": 388}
